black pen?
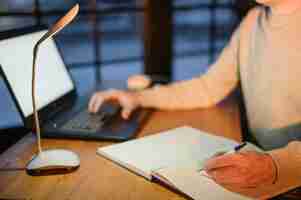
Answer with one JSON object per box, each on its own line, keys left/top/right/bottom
{"left": 225, "top": 142, "right": 247, "bottom": 155}
{"left": 211, "top": 142, "right": 247, "bottom": 157}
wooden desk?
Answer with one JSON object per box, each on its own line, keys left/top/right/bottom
{"left": 0, "top": 98, "right": 241, "bottom": 200}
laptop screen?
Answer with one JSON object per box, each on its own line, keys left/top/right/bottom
{"left": 0, "top": 30, "right": 75, "bottom": 118}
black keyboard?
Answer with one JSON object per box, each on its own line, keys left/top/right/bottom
{"left": 62, "top": 104, "right": 121, "bottom": 132}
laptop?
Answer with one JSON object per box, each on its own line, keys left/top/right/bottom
{"left": 0, "top": 26, "right": 148, "bottom": 141}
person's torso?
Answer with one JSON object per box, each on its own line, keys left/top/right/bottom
{"left": 238, "top": 7, "right": 301, "bottom": 149}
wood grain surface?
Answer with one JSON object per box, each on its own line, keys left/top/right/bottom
{"left": 0, "top": 97, "right": 242, "bottom": 200}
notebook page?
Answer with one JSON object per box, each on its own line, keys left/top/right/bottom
{"left": 97, "top": 126, "right": 238, "bottom": 180}
{"left": 154, "top": 165, "right": 252, "bottom": 200}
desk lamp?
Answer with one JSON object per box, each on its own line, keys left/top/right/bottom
{"left": 26, "top": 4, "right": 80, "bottom": 176}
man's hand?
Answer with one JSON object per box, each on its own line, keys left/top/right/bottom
{"left": 88, "top": 89, "right": 140, "bottom": 119}
{"left": 204, "top": 151, "right": 277, "bottom": 188}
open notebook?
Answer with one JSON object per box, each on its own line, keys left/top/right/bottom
{"left": 97, "top": 126, "right": 253, "bottom": 200}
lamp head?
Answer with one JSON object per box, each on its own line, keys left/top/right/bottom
{"left": 36, "top": 4, "right": 79, "bottom": 46}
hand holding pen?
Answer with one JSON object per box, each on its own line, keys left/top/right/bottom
{"left": 203, "top": 142, "right": 278, "bottom": 189}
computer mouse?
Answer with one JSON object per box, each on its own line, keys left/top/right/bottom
{"left": 26, "top": 149, "right": 80, "bottom": 176}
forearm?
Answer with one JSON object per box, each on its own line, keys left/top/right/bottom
{"left": 135, "top": 78, "right": 213, "bottom": 110}
{"left": 135, "top": 72, "right": 237, "bottom": 110}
